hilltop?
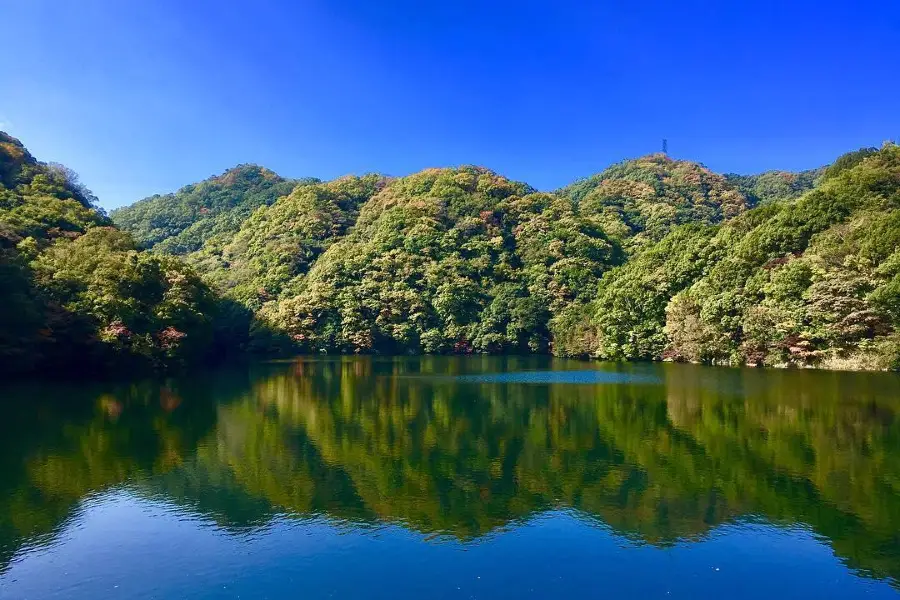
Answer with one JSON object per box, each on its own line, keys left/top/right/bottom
{"left": 109, "top": 164, "right": 315, "bottom": 254}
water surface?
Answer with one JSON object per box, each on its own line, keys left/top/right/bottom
{"left": 1, "top": 357, "right": 899, "bottom": 599}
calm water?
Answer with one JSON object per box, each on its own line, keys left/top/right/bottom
{"left": 1, "top": 357, "right": 899, "bottom": 599}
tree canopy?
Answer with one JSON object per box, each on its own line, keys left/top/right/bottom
{"left": 109, "top": 164, "right": 312, "bottom": 254}
{"left": 258, "top": 167, "right": 622, "bottom": 354}
{"left": 573, "top": 145, "right": 900, "bottom": 370}
{"left": 558, "top": 154, "right": 751, "bottom": 251}
{"left": 0, "top": 132, "right": 238, "bottom": 375}
{"left": 3, "top": 128, "right": 899, "bottom": 374}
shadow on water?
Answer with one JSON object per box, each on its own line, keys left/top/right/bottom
{"left": 1, "top": 356, "right": 899, "bottom": 586}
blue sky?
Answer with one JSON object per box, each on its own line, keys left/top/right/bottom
{"left": 2, "top": 0, "right": 898, "bottom": 209}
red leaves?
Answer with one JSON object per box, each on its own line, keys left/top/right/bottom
{"left": 157, "top": 326, "right": 186, "bottom": 350}
{"left": 102, "top": 320, "right": 133, "bottom": 340}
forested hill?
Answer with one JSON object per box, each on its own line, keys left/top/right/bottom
{"left": 724, "top": 167, "right": 823, "bottom": 206}
{"left": 3, "top": 128, "right": 898, "bottom": 375}
{"left": 258, "top": 167, "right": 622, "bottom": 353}
{"left": 1, "top": 132, "right": 238, "bottom": 376}
{"left": 558, "top": 154, "right": 752, "bottom": 251}
{"left": 187, "top": 173, "right": 387, "bottom": 310}
{"left": 560, "top": 145, "right": 899, "bottom": 370}
{"left": 109, "top": 165, "right": 317, "bottom": 255}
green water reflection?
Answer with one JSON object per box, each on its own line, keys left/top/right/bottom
{"left": 1, "top": 357, "right": 899, "bottom": 585}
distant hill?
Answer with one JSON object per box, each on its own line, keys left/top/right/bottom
{"left": 725, "top": 167, "right": 822, "bottom": 205}
{"left": 558, "top": 154, "right": 750, "bottom": 251}
{"left": 190, "top": 173, "right": 387, "bottom": 310}
{"left": 110, "top": 165, "right": 317, "bottom": 254}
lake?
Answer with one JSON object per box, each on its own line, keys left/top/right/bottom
{"left": 1, "top": 356, "right": 899, "bottom": 599}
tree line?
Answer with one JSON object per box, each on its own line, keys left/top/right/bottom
{"left": 2, "top": 129, "right": 898, "bottom": 375}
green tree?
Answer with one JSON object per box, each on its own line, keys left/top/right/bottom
{"left": 110, "top": 164, "right": 310, "bottom": 253}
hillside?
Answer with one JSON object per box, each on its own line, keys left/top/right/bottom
{"left": 565, "top": 144, "right": 900, "bottom": 370}
{"left": 4, "top": 128, "right": 898, "bottom": 374}
{"left": 558, "top": 154, "right": 751, "bottom": 251}
{"left": 109, "top": 165, "right": 314, "bottom": 254}
{"left": 0, "top": 132, "right": 234, "bottom": 376}
{"left": 725, "top": 167, "right": 822, "bottom": 205}
{"left": 259, "top": 166, "right": 623, "bottom": 353}
{"left": 188, "top": 174, "right": 386, "bottom": 309}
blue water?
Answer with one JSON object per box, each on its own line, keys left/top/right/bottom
{"left": 1, "top": 356, "right": 898, "bottom": 599}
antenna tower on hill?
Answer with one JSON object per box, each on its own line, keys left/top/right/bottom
{"left": 662, "top": 139, "right": 669, "bottom": 155}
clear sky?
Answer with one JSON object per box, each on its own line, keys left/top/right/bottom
{"left": 2, "top": 0, "right": 898, "bottom": 209}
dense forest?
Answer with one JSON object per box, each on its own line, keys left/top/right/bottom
{"left": 2, "top": 129, "right": 898, "bottom": 375}
{"left": 0, "top": 132, "right": 242, "bottom": 375}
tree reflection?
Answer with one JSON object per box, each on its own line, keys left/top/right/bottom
{"left": 1, "top": 358, "right": 898, "bottom": 584}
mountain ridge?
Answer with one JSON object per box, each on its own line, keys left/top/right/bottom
{"left": 3, "top": 128, "right": 897, "bottom": 374}
{"left": 109, "top": 164, "right": 317, "bottom": 254}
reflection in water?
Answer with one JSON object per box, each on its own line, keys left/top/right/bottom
{"left": 1, "top": 357, "right": 899, "bottom": 589}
